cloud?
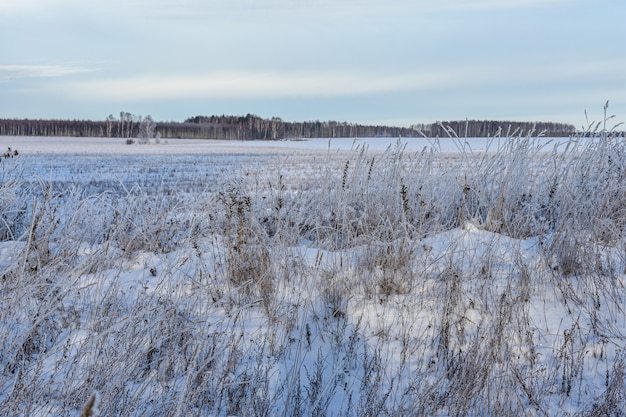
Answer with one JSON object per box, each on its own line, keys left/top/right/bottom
{"left": 0, "top": 0, "right": 82, "bottom": 15}
{"left": 0, "top": 0, "right": 572, "bottom": 20}
{"left": 431, "top": 0, "right": 573, "bottom": 12}
{"left": 0, "top": 64, "right": 96, "bottom": 82}
{"left": 48, "top": 55, "right": 624, "bottom": 103}
{"left": 54, "top": 70, "right": 464, "bottom": 101}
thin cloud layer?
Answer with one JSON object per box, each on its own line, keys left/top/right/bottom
{"left": 56, "top": 70, "right": 459, "bottom": 101}
{"left": 0, "top": 64, "right": 95, "bottom": 82}
{"left": 0, "top": 0, "right": 577, "bottom": 19}
{"left": 49, "top": 57, "right": 625, "bottom": 102}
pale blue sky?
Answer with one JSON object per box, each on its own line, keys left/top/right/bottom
{"left": 1, "top": 0, "right": 624, "bottom": 128}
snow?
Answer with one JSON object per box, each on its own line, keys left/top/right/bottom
{"left": 0, "top": 134, "right": 624, "bottom": 416}
{"left": 0, "top": 134, "right": 574, "bottom": 154}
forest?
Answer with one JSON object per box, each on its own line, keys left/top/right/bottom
{"left": 0, "top": 112, "right": 577, "bottom": 139}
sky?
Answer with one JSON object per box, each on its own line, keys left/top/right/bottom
{"left": 1, "top": 0, "right": 625, "bottom": 128}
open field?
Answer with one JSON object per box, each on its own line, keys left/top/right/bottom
{"left": 1, "top": 132, "right": 625, "bottom": 416}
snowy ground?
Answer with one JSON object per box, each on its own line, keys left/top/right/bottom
{"left": 0, "top": 134, "right": 573, "bottom": 154}
{"left": 0, "top": 134, "right": 624, "bottom": 416}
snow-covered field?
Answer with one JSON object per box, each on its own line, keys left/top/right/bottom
{"left": 1, "top": 133, "right": 625, "bottom": 416}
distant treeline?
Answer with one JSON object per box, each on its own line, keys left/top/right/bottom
{"left": 0, "top": 114, "right": 577, "bottom": 139}
{"left": 177, "top": 115, "right": 421, "bottom": 139}
{"left": 425, "top": 120, "right": 577, "bottom": 138}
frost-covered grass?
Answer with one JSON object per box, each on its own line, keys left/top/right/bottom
{"left": 1, "top": 125, "right": 625, "bottom": 416}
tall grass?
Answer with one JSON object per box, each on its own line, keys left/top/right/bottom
{"left": 0, "top": 107, "right": 625, "bottom": 416}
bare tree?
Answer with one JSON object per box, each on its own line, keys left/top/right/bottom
{"left": 106, "top": 114, "right": 117, "bottom": 137}
{"left": 137, "top": 115, "right": 156, "bottom": 144}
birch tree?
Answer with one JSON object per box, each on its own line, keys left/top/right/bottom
{"left": 137, "top": 115, "right": 156, "bottom": 144}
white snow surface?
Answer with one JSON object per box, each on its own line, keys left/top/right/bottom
{"left": 0, "top": 135, "right": 624, "bottom": 416}
{"left": 0, "top": 134, "right": 573, "bottom": 154}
